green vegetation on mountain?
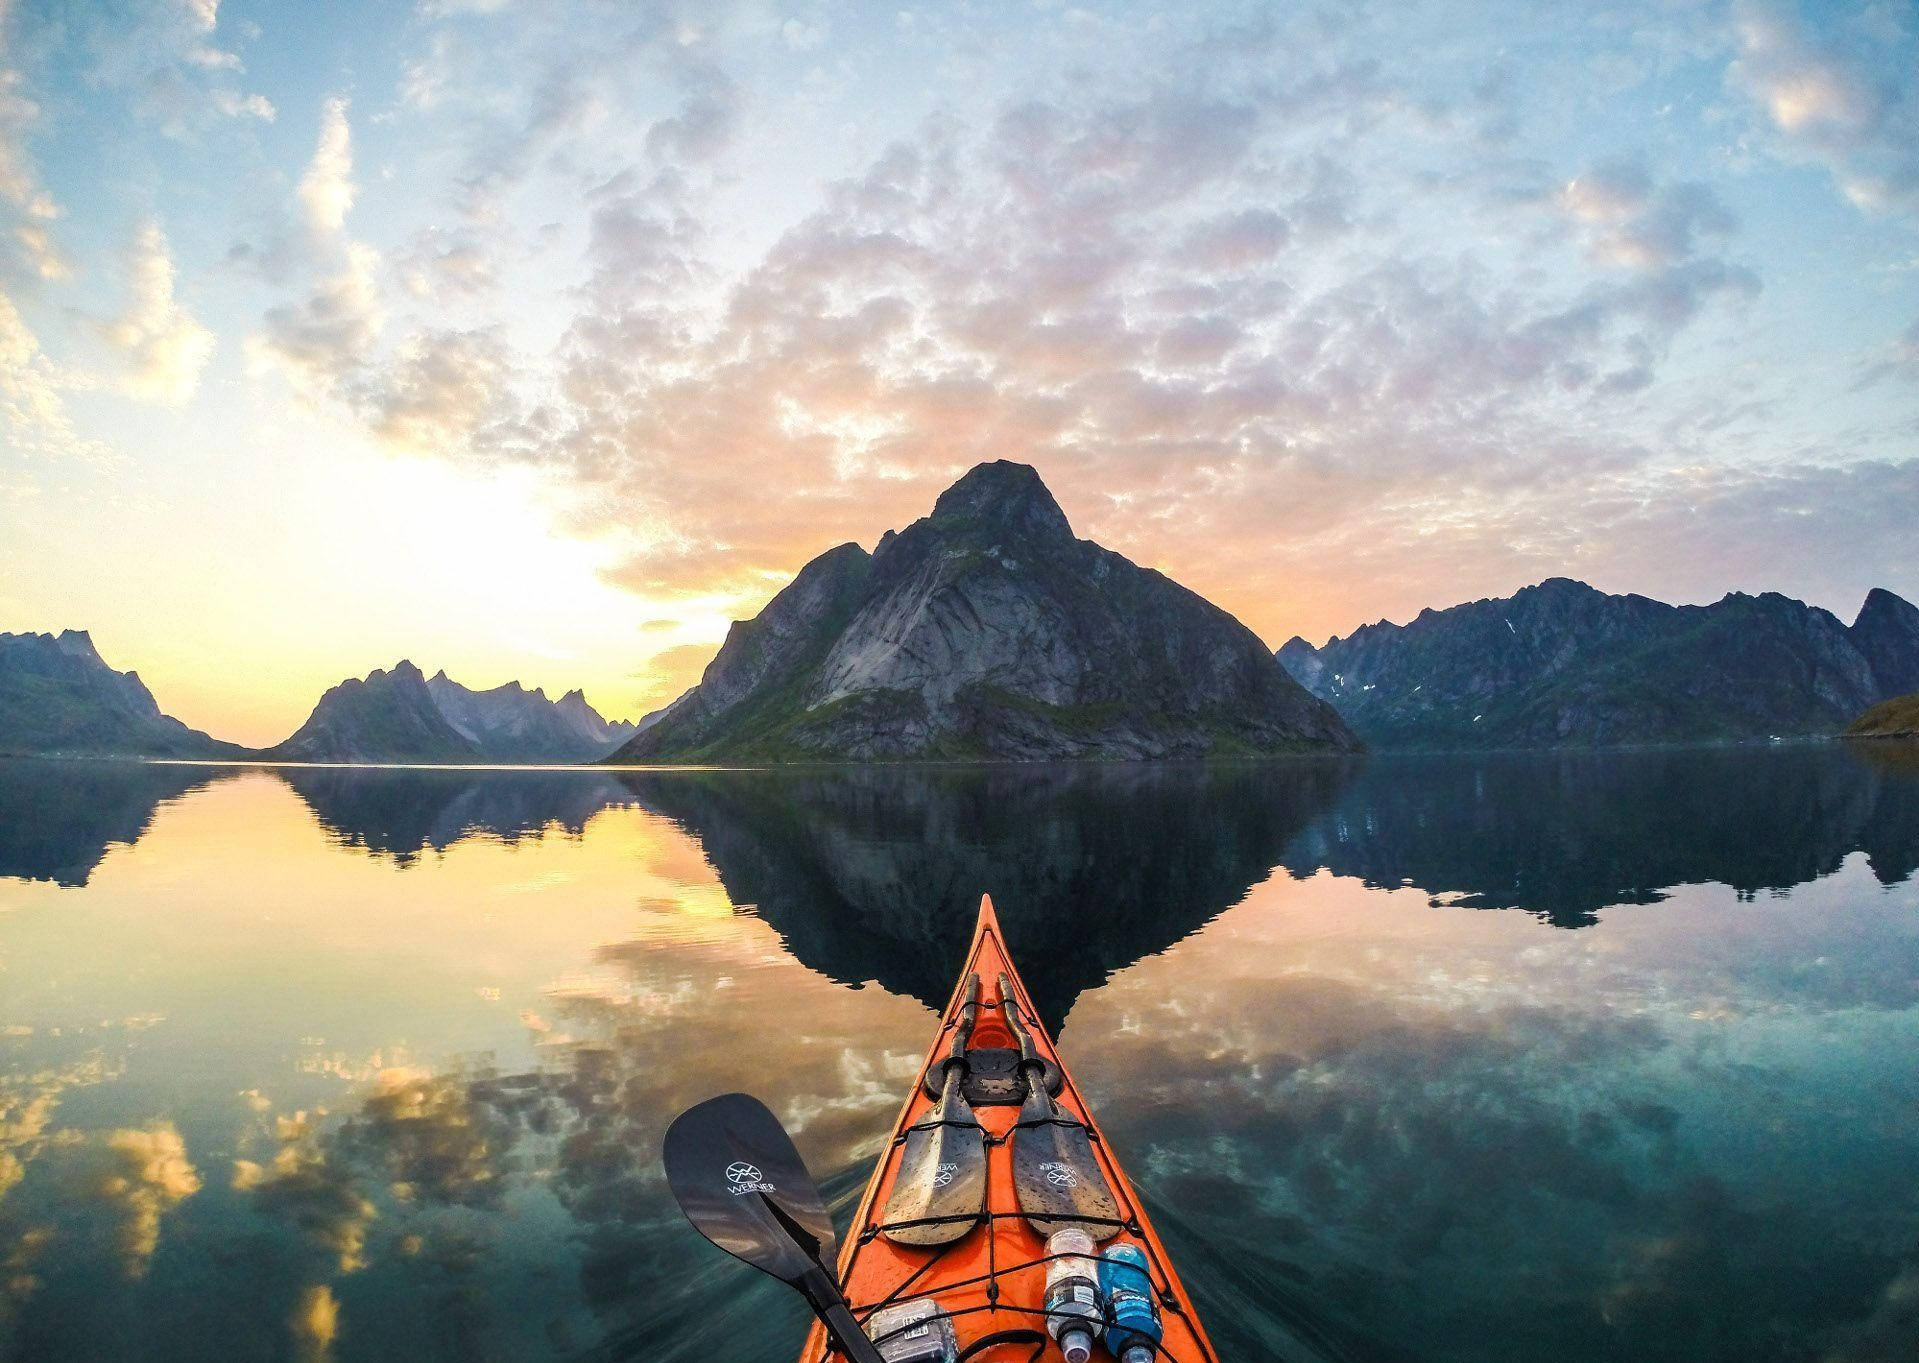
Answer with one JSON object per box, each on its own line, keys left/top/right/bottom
{"left": 0, "top": 630, "right": 242, "bottom": 759}
{"left": 1845, "top": 692, "right": 1919, "bottom": 740}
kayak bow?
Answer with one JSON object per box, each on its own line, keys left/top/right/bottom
{"left": 801, "top": 895, "right": 1218, "bottom": 1362}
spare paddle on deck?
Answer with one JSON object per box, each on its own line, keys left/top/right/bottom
{"left": 662, "top": 1092, "right": 886, "bottom": 1363}
{"left": 1000, "top": 974, "right": 1122, "bottom": 1241}
{"left": 880, "top": 973, "right": 987, "bottom": 1245}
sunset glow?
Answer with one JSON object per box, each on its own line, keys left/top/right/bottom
{"left": 3, "top": 0, "right": 1916, "bottom": 744}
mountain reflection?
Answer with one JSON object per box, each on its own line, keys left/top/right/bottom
{"left": 277, "top": 765, "right": 640, "bottom": 864}
{"left": 1281, "top": 744, "right": 1919, "bottom": 927}
{"left": 0, "top": 759, "right": 231, "bottom": 886}
{"left": 5, "top": 748, "right": 1917, "bottom": 948}
{"left": 614, "top": 761, "right": 1358, "bottom": 1028}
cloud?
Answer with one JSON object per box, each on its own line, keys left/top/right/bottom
{"left": 290, "top": 1283, "right": 339, "bottom": 1363}
{"left": 63, "top": 1122, "right": 202, "bottom": 1276}
{"left": 781, "top": 18, "right": 824, "bottom": 52}
{"left": 0, "top": 29, "right": 65, "bottom": 281}
{"left": 103, "top": 220, "right": 215, "bottom": 403}
{"left": 1856, "top": 315, "right": 1919, "bottom": 390}
{"left": 418, "top": 0, "right": 515, "bottom": 17}
{"left": 484, "top": 77, "right": 1764, "bottom": 622}
{"left": 395, "top": 227, "right": 495, "bottom": 299}
{"left": 298, "top": 98, "right": 356, "bottom": 238}
{"left": 183, "top": 2, "right": 1897, "bottom": 653}
{"left": 625, "top": 641, "right": 717, "bottom": 712}
{"left": 58, "top": 0, "right": 272, "bottom": 133}
{"left": 1561, "top": 159, "right": 1738, "bottom": 269}
{"left": 449, "top": 58, "right": 610, "bottom": 222}
{"left": 1728, "top": 0, "right": 1919, "bottom": 216}
{"left": 0, "top": 292, "right": 103, "bottom": 461}
{"left": 1177, "top": 208, "right": 1291, "bottom": 270}
{"left": 250, "top": 241, "right": 384, "bottom": 396}
{"left": 232, "top": 1109, "right": 377, "bottom": 1273}
{"left": 643, "top": 61, "right": 738, "bottom": 166}
{"left": 212, "top": 89, "right": 274, "bottom": 120}
{"left": 357, "top": 326, "right": 514, "bottom": 455}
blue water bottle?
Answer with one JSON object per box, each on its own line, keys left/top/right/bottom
{"left": 1097, "top": 1242, "right": 1162, "bottom": 1363}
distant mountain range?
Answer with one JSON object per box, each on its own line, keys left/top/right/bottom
{"left": 0, "top": 633, "right": 635, "bottom": 765}
{"left": 609, "top": 461, "right": 1356, "bottom": 761}
{"left": 266, "top": 662, "right": 637, "bottom": 764}
{"left": 0, "top": 630, "right": 242, "bottom": 759}
{"left": 8, "top": 502, "right": 1918, "bottom": 764}
{"left": 1278, "top": 579, "right": 1919, "bottom": 748}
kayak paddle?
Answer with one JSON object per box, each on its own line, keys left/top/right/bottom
{"left": 662, "top": 1092, "right": 886, "bottom": 1363}
{"left": 999, "top": 974, "right": 1122, "bottom": 1240}
{"left": 880, "top": 973, "right": 988, "bottom": 1245}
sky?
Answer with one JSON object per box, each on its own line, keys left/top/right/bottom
{"left": 1, "top": 0, "right": 1916, "bottom": 746}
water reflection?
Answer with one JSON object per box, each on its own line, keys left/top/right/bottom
{"left": 2, "top": 750, "right": 1918, "bottom": 1361}
{"left": 1067, "top": 862, "right": 1919, "bottom": 1363}
{"left": 7, "top": 746, "right": 1916, "bottom": 942}
{"left": 1283, "top": 744, "right": 1919, "bottom": 926}
{"left": 281, "top": 766, "right": 641, "bottom": 866}
{"left": 0, "top": 759, "right": 227, "bottom": 886}
{"left": 615, "top": 762, "right": 1357, "bottom": 1027}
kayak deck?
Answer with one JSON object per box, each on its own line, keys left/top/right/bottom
{"left": 801, "top": 896, "right": 1218, "bottom": 1362}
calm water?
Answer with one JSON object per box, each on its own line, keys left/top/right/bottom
{"left": 1, "top": 747, "right": 1917, "bottom": 1363}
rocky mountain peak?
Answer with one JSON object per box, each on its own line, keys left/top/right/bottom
{"left": 1526, "top": 577, "right": 1598, "bottom": 600}
{"left": 1, "top": 629, "right": 236, "bottom": 758}
{"left": 1850, "top": 586, "right": 1919, "bottom": 698}
{"left": 54, "top": 629, "right": 105, "bottom": 663}
{"left": 1277, "top": 578, "right": 1919, "bottom": 749}
{"left": 610, "top": 463, "right": 1355, "bottom": 762}
{"left": 927, "top": 460, "right": 1073, "bottom": 545}
{"left": 273, "top": 661, "right": 631, "bottom": 764}
{"left": 1856, "top": 586, "right": 1917, "bottom": 626}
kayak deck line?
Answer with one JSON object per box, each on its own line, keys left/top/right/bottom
{"left": 801, "top": 895, "right": 1220, "bottom": 1363}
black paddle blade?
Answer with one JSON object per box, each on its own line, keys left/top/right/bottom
{"left": 663, "top": 1092, "right": 838, "bottom": 1286}
{"left": 1011, "top": 1111, "right": 1122, "bottom": 1241}
{"left": 883, "top": 976, "right": 988, "bottom": 1246}
{"left": 880, "top": 1072, "right": 987, "bottom": 1246}
{"left": 998, "top": 978, "right": 1122, "bottom": 1241}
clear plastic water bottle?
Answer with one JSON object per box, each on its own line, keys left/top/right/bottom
{"left": 1041, "top": 1228, "right": 1100, "bottom": 1363}
{"left": 1097, "top": 1242, "right": 1162, "bottom": 1363}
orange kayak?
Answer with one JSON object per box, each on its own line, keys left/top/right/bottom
{"left": 801, "top": 895, "right": 1219, "bottom": 1363}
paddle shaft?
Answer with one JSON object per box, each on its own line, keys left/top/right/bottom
{"left": 945, "top": 973, "right": 981, "bottom": 1068}
{"left": 998, "top": 974, "right": 1055, "bottom": 1113}
{"left": 799, "top": 1265, "right": 888, "bottom": 1363}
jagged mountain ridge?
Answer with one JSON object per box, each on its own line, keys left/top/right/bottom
{"left": 611, "top": 461, "right": 1358, "bottom": 761}
{"left": 1277, "top": 577, "right": 1919, "bottom": 748}
{"left": 0, "top": 630, "right": 241, "bottom": 758}
{"left": 268, "top": 661, "right": 635, "bottom": 764}
{"left": 426, "top": 671, "right": 636, "bottom": 761}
